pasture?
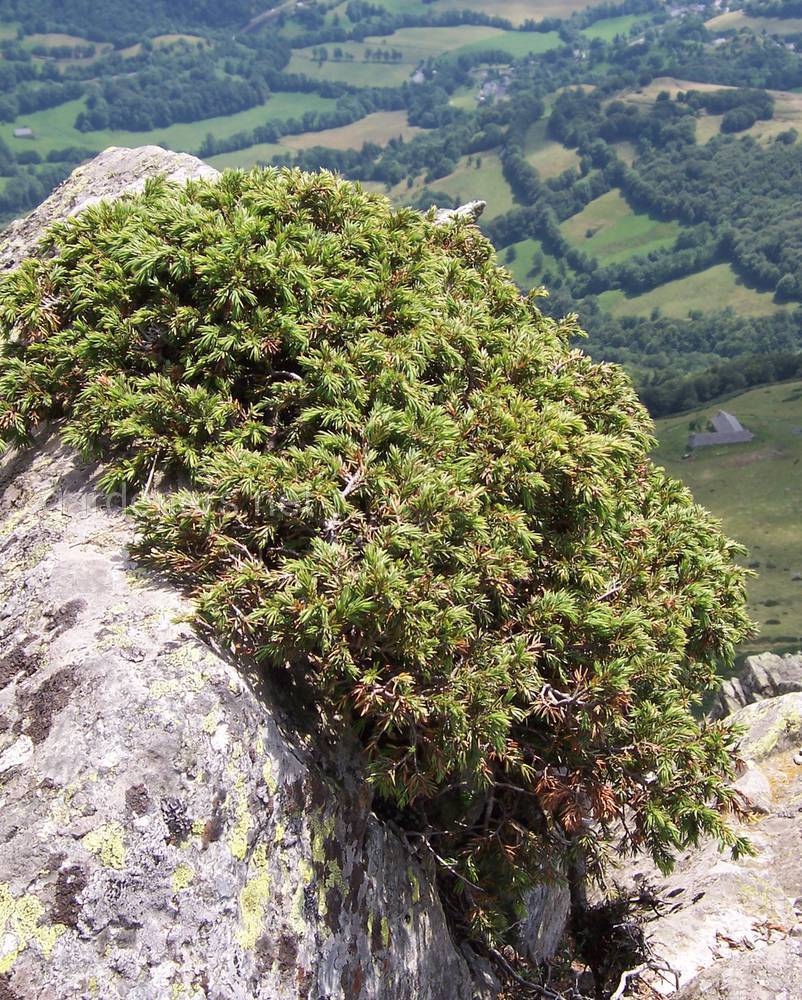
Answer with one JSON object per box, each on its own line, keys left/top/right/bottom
{"left": 286, "top": 25, "right": 508, "bottom": 85}
{"left": 581, "top": 14, "right": 645, "bottom": 41}
{"left": 561, "top": 189, "right": 680, "bottom": 264}
{"left": 655, "top": 380, "right": 802, "bottom": 655}
{"left": 283, "top": 110, "right": 422, "bottom": 151}
{"left": 448, "top": 29, "right": 561, "bottom": 60}
{"left": 330, "top": 1, "right": 600, "bottom": 26}
{"left": 598, "top": 263, "right": 785, "bottom": 319}
{"left": 618, "top": 77, "right": 802, "bottom": 146}
{"left": 379, "top": 151, "right": 515, "bottom": 220}
{"left": 206, "top": 142, "right": 291, "bottom": 170}
{"left": 706, "top": 11, "right": 802, "bottom": 35}
{"left": 497, "top": 236, "right": 560, "bottom": 290}
{"left": 6, "top": 93, "right": 337, "bottom": 158}
{"left": 524, "top": 120, "right": 581, "bottom": 179}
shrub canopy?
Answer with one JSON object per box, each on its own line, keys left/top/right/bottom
{"left": 0, "top": 168, "right": 753, "bottom": 949}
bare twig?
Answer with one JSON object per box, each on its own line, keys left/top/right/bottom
{"left": 144, "top": 451, "right": 159, "bottom": 495}
{"left": 596, "top": 581, "right": 623, "bottom": 603}
{"left": 341, "top": 469, "right": 364, "bottom": 499}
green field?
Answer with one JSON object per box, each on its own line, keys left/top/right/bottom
{"left": 6, "top": 93, "right": 337, "bottom": 158}
{"left": 581, "top": 14, "right": 645, "bottom": 41}
{"left": 598, "top": 263, "right": 785, "bottom": 319}
{"left": 524, "top": 120, "right": 581, "bottom": 178}
{"left": 706, "top": 11, "right": 802, "bottom": 35}
{"left": 284, "top": 110, "right": 422, "bottom": 151}
{"left": 561, "top": 189, "right": 680, "bottom": 264}
{"left": 449, "top": 82, "right": 481, "bottom": 110}
{"left": 497, "top": 237, "right": 560, "bottom": 289}
{"left": 288, "top": 25, "right": 560, "bottom": 85}
{"left": 23, "top": 31, "right": 96, "bottom": 47}
{"left": 329, "top": 1, "right": 599, "bottom": 26}
{"left": 206, "top": 142, "right": 291, "bottom": 170}
{"left": 287, "top": 25, "right": 508, "bottom": 85}
{"left": 408, "top": 152, "right": 514, "bottom": 219}
{"left": 375, "top": 150, "right": 514, "bottom": 219}
{"left": 655, "top": 381, "right": 802, "bottom": 655}
{"left": 448, "top": 29, "right": 561, "bottom": 60}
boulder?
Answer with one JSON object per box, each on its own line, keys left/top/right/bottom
{"left": 0, "top": 147, "right": 500, "bottom": 1000}
{"left": 674, "top": 936, "right": 802, "bottom": 1000}
{"left": 609, "top": 692, "right": 802, "bottom": 997}
{"left": 711, "top": 652, "right": 802, "bottom": 720}
{"left": 0, "top": 145, "right": 219, "bottom": 272}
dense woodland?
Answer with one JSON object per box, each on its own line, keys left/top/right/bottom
{"left": 1, "top": 0, "right": 802, "bottom": 416}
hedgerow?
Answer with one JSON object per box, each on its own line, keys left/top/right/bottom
{"left": 0, "top": 168, "right": 753, "bottom": 961}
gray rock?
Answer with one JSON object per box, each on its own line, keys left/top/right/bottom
{"left": 0, "top": 145, "right": 219, "bottom": 272}
{"left": 0, "top": 437, "right": 496, "bottom": 1000}
{"left": 731, "top": 764, "right": 773, "bottom": 814}
{"left": 734, "top": 691, "right": 802, "bottom": 762}
{"left": 674, "top": 936, "right": 802, "bottom": 999}
{"left": 711, "top": 652, "right": 802, "bottom": 720}
{"left": 520, "top": 880, "right": 571, "bottom": 965}
{"left": 608, "top": 693, "right": 802, "bottom": 996}
{"left": 0, "top": 148, "right": 500, "bottom": 999}
{"left": 432, "top": 201, "right": 487, "bottom": 226}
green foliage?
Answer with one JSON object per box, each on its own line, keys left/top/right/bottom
{"left": 0, "top": 168, "right": 754, "bottom": 954}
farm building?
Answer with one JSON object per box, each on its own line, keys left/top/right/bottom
{"left": 688, "top": 410, "right": 754, "bottom": 449}
{"left": 13, "top": 127, "right": 34, "bottom": 139}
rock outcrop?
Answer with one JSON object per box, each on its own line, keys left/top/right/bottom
{"left": 612, "top": 692, "right": 802, "bottom": 998}
{"left": 711, "top": 651, "right": 802, "bottom": 719}
{"left": 0, "top": 147, "right": 501, "bottom": 1000}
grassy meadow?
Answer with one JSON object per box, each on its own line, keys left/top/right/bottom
{"left": 706, "top": 11, "right": 802, "bottom": 35}
{"left": 598, "top": 263, "right": 785, "bottom": 319}
{"left": 524, "top": 119, "right": 582, "bottom": 178}
{"left": 497, "top": 236, "right": 560, "bottom": 289}
{"left": 287, "top": 25, "right": 509, "bottom": 85}
{"left": 581, "top": 14, "right": 645, "bottom": 41}
{"left": 382, "top": 151, "right": 515, "bottom": 220}
{"left": 561, "top": 189, "right": 680, "bottom": 264}
{"left": 7, "top": 93, "right": 337, "bottom": 158}
{"left": 328, "top": 1, "right": 601, "bottom": 25}
{"left": 287, "top": 25, "right": 561, "bottom": 85}
{"left": 655, "top": 381, "right": 802, "bottom": 655}
{"left": 618, "top": 77, "right": 802, "bottom": 146}
{"left": 283, "top": 110, "right": 422, "bottom": 151}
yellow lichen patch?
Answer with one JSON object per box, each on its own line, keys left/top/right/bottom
{"left": 148, "top": 678, "right": 179, "bottom": 700}
{"left": 289, "top": 881, "right": 307, "bottom": 935}
{"left": 82, "top": 821, "right": 126, "bottom": 870}
{"left": 262, "top": 759, "right": 278, "bottom": 795}
{"left": 236, "top": 844, "right": 271, "bottom": 951}
{"left": 228, "top": 775, "right": 253, "bottom": 861}
{"left": 202, "top": 703, "right": 221, "bottom": 735}
{"left": 298, "top": 859, "right": 314, "bottom": 885}
{"left": 0, "top": 884, "right": 66, "bottom": 975}
{"left": 311, "top": 812, "right": 336, "bottom": 866}
{"left": 172, "top": 864, "right": 195, "bottom": 893}
{"left": 381, "top": 916, "right": 391, "bottom": 949}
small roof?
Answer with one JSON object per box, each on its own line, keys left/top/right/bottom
{"left": 13, "top": 127, "right": 34, "bottom": 137}
{"left": 711, "top": 411, "right": 745, "bottom": 435}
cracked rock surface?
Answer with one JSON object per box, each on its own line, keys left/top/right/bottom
{"left": 612, "top": 692, "right": 802, "bottom": 998}
{"left": 0, "top": 147, "right": 496, "bottom": 1000}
